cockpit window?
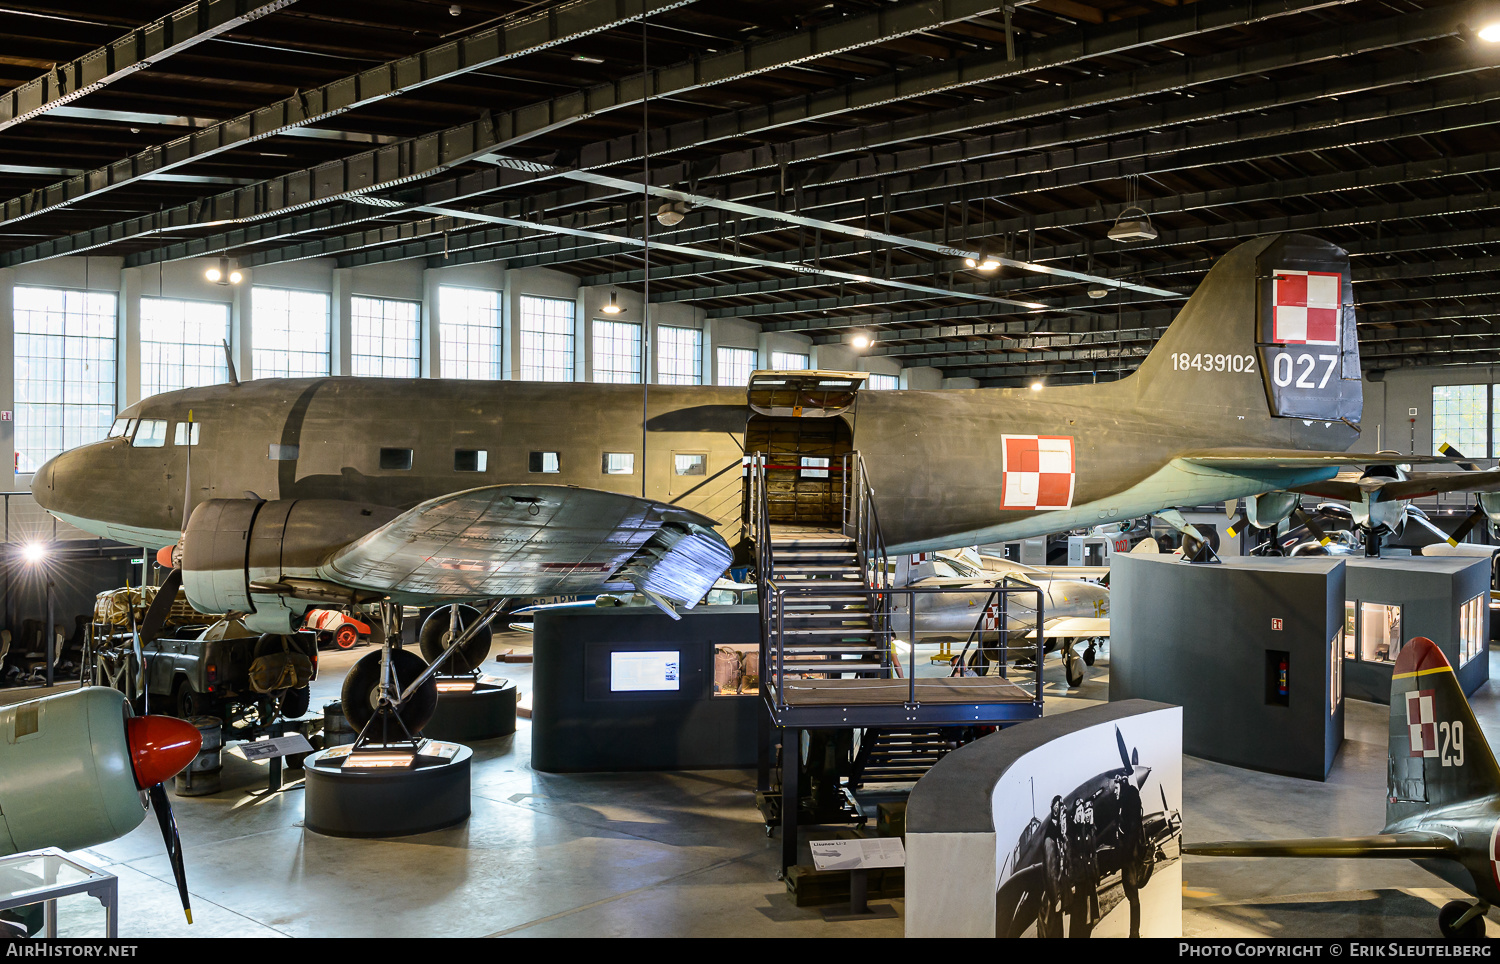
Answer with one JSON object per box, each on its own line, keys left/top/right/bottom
{"left": 107, "top": 418, "right": 134, "bottom": 439}
{"left": 134, "top": 419, "right": 167, "bottom": 448}
{"left": 174, "top": 422, "right": 200, "bottom": 446}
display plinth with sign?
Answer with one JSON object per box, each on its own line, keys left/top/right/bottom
{"left": 1110, "top": 554, "right": 1345, "bottom": 781}
{"left": 421, "top": 675, "right": 518, "bottom": 742}
{"left": 1342, "top": 556, "right": 1490, "bottom": 704}
{"left": 809, "top": 837, "right": 905, "bottom": 921}
{"left": 302, "top": 741, "right": 472, "bottom": 837}
{"left": 530, "top": 605, "right": 761, "bottom": 773}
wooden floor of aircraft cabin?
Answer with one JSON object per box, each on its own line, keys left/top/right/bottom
{"left": 9, "top": 632, "right": 1499, "bottom": 939}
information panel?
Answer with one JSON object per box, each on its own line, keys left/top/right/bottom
{"left": 610, "top": 650, "right": 681, "bottom": 692}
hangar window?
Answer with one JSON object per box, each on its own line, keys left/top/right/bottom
{"left": 1431, "top": 384, "right": 1485, "bottom": 456}
{"left": 593, "top": 320, "right": 641, "bottom": 384}
{"left": 529, "top": 452, "right": 560, "bottom": 474}
{"left": 269, "top": 443, "right": 299, "bottom": 461}
{"left": 13, "top": 286, "right": 117, "bottom": 474}
{"left": 454, "top": 449, "right": 488, "bottom": 472}
{"left": 602, "top": 452, "right": 635, "bottom": 475}
{"left": 351, "top": 296, "right": 420, "bottom": 378}
{"left": 134, "top": 419, "right": 168, "bottom": 448}
{"left": 173, "top": 422, "right": 200, "bottom": 446}
{"left": 657, "top": 326, "right": 702, "bottom": 385}
{"left": 716, "top": 347, "right": 757, "bottom": 387}
{"left": 252, "top": 287, "right": 330, "bottom": 378}
{"left": 380, "top": 448, "right": 413, "bottom": 471}
{"left": 520, "top": 295, "right": 575, "bottom": 382}
{"left": 868, "top": 373, "right": 899, "bottom": 390}
{"left": 439, "top": 287, "right": 503, "bottom": 380}
{"left": 141, "top": 297, "right": 230, "bottom": 397}
{"left": 771, "top": 351, "right": 809, "bottom": 371}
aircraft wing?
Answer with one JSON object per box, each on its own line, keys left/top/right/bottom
{"left": 1185, "top": 831, "right": 1457, "bottom": 859}
{"left": 1043, "top": 616, "right": 1111, "bottom": 637}
{"left": 318, "top": 484, "right": 732, "bottom": 611}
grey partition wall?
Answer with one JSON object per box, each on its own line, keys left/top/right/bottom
{"left": 1343, "top": 556, "right": 1491, "bottom": 703}
{"left": 530, "top": 605, "right": 762, "bottom": 772}
{"left": 1110, "top": 554, "right": 1344, "bottom": 781}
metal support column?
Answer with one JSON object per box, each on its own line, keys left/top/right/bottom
{"left": 781, "top": 727, "right": 800, "bottom": 872}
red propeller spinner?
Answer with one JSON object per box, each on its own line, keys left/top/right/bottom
{"left": 125, "top": 715, "right": 202, "bottom": 789}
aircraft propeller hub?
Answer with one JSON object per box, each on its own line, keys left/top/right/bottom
{"left": 125, "top": 715, "right": 203, "bottom": 789}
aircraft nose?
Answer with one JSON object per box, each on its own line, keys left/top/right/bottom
{"left": 30, "top": 453, "right": 57, "bottom": 506}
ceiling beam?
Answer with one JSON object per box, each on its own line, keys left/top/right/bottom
{"left": 0, "top": 0, "right": 1012, "bottom": 260}
{"left": 0, "top": 0, "right": 699, "bottom": 228}
{"left": 0, "top": 0, "right": 299, "bottom": 133}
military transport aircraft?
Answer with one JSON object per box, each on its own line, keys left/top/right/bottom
{"left": 28, "top": 232, "right": 1500, "bottom": 727}
{"left": 1187, "top": 636, "right": 1500, "bottom": 940}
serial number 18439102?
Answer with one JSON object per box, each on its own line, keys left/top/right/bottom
{"left": 1172, "top": 353, "right": 1256, "bottom": 373}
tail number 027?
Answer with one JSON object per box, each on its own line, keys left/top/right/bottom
{"left": 1440, "top": 720, "right": 1465, "bottom": 768}
{"left": 1272, "top": 353, "right": 1340, "bottom": 390}
{"left": 1172, "top": 353, "right": 1256, "bottom": 373}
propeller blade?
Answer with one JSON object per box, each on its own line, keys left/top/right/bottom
{"left": 1408, "top": 509, "right": 1458, "bottom": 548}
{"left": 1224, "top": 510, "right": 1251, "bottom": 539}
{"left": 147, "top": 783, "right": 193, "bottom": 924}
{"left": 1115, "top": 725, "right": 1133, "bottom": 775}
{"left": 1438, "top": 442, "right": 1481, "bottom": 472}
{"left": 1293, "top": 506, "right": 1332, "bottom": 547}
{"left": 1161, "top": 784, "right": 1169, "bottom": 811}
{"left": 1449, "top": 505, "right": 1491, "bottom": 544}
{"left": 139, "top": 567, "right": 183, "bottom": 647}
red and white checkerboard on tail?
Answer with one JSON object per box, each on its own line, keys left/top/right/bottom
{"left": 1407, "top": 688, "right": 1439, "bottom": 759}
{"left": 1001, "top": 435, "right": 1075, "bottom": 511}
{"left": 1272, "top": 269, "right": 1342, "bottom": 346}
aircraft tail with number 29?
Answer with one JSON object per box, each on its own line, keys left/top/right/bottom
{"left": 1186, "top": 637, "right": 1500, "bottom": 940}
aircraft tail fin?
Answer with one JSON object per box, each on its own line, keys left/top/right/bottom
{"left": 1129, "top": 234, "right": 1362, "bottom": 433}
{"left": 1387, "top": 637, "right": 1500, "bottom": 825}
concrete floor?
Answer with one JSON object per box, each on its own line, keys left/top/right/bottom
{"left": 8, "top": 633, "right": 1498, "bottom": 938}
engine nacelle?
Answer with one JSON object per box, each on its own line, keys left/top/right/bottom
{"left": 180, "top": 499, "right": 398, "bottom": 634}
{"left": 1481, "top": 491, "right": 1500, "bottom": 527}
{"left": 1246, "top": 491, "right": 1301, "bottom": 530}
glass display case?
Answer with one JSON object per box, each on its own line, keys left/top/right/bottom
{"left": 1460, "top": 594, "right": 1485, "bottom": 666}
{"left": 712, "top": 643, "right": 760, "bottom": 697}
{"left": 1357, "top": 601, "right": 1402, "bottom": 664}
{"left": 1343, "top": 601, "right": 1357, "bottom": 659}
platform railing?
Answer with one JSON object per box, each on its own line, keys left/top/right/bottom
{"left": 761, "top": 578, "right": 1046, "bottom": 716}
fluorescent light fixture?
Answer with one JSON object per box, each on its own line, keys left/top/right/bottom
{"left": 571, "top": 53, "right": 606, "bottom": 63}
{"left": 435, "top": 678, "right": 478, "bottom": 693}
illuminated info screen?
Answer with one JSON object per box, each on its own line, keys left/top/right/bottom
{"left": 610, "top": 651, "right": 681, "bottom": 692}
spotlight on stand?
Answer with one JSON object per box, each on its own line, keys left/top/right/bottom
{"left": 602, "top": 291, "right": 623, "bottom": 314}
{"left": 1107, "top": 206, "right": 1158, "bottom": 242}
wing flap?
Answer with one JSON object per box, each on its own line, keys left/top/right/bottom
{"left": 318, "top": 485, "right": 731, "bottom": 608}
{"left": 1186, "top": 831, "right": 1457, "bottom": 859}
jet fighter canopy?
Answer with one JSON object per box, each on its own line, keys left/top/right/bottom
{"left": 746, "top": 370, "right": 867, "bottom": 418}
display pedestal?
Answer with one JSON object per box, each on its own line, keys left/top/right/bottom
{"left": 302, "top": 742, "right": 471, "bottom": 838}
{"left": 421, "top": 677, "right": 516, "bottom": 742}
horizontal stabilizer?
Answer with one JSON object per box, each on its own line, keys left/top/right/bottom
{"left": 1185, "top": 832, "right": 1457, "bottom": 860}
{"left": 1180, "top": 449, "right": 1458, "bottom": 469}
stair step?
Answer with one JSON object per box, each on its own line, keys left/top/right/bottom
{"left": 783, "top": 597, "right": 871, "bottom": 607}
{"left": 782, "top": 628, "right": 889, "bottom": 637}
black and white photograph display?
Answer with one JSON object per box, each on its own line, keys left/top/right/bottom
{"left": 992, "top": 717, "right": 1183, "bottom": 938}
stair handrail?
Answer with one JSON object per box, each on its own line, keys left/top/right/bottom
{"left": 847, "top": 452, "right": 892, "bottom": 674}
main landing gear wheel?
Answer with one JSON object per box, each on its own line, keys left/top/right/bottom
{"left": 1083, "top": 642, "right": 1097, "bottom": 666}
{"left": 1437, "top": 900, "right": 1487, "bottom": 940}
{"left": 1064, "top": 650, "right": 1087, "bottom": 688}
{"left": 418, "top": 605, "right": 493, "bottom": 675}
{"left": 278, "top": 685, "right": 311, "bottom": 720}
{"left": 341, "top": 649, "right": 439, "bottom": 736}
